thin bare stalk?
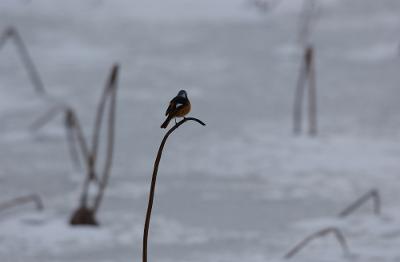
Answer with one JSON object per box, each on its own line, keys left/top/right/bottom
{"left": 293, "top": 55, "right": 307, "bottom": 135}
{"left": 293, "top": 46, "right": 317, "bottom": 136}
{"left": 65, "top": 109, "right": 97, "bottom": 206}
{"left": 66, "top": 109, "right": 91, "bottom": 165}
{"left": 93, "top": 64, "right": 119, "bottom": 214}
{"left": 307, "top": 47, "right": 317, "bottom": 136}
{"left": 0, "top": 194, "right": 43, "bottom": 212}
{"left": 29, "top": 103, "right": 95, "bottom": 203}
{"left": 0, "top": 27, "right": 46, "bottom": 94}
{"left": 70, "top": 64, "right": 120, "bottom": 225}
{"left": 338, "top": 189, "right": 381, "bottom": 217}
{"left": 30, "top": 105, "right": 92, "bottom": 174}
{"left": 65, "top": 118, "right": 82, "bottom": 170}
{"left": 142, "top": 117, "right": 206, "bottom": 262}
{"left": 29, "top": 105, "right": 67, "bottom": 131}
{"left": 284, "top": 227, "right": 350, "bottom": 259}
{"left": 76, "top": 65, "right": 120, "bottom": 203}
{"left": 79, "top": 176, "right": 92, "bottom": 208}
{"left": 90, "top": 65, "right": 116, "bottom": 167}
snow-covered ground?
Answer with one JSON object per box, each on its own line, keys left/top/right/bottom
{"left": 0, "top": 0, "right": 400, "bottom": 261}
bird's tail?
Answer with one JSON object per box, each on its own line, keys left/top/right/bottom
{"left": 161, "top": 116, "right": 172, "bottom": 129}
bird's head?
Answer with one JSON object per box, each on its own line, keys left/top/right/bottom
{"left": 177, "top": 90, "right": 187, "bottom": 98}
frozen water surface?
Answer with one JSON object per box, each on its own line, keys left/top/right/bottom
{"left": 0, "top": 0, "right": 400, "bottom": 261}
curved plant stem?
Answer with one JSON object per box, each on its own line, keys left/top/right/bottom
{"left": 0, "top": 194, "right": 43, "bottom": 213}
{"left": 64, "top": 109, "right": 94, "bottom": 206}
{"left": 66, "top": 110, "right": 91, "bottom": 169}
{"left": 65, "top": 118, "right": 82, "bottom": 170}
{"left": 293, "top": 56, "right": 307, "bottom": 135}
{"left": 90, "top": 65, "right": 117, "bottom": 169}
{"left": 68, "top": 64, "right": 119, "bottom": 225}
{"left": 93, "top": 65, "right": 119, "bottom": 214}
{"left": 307, "top": 47, "right": 317, "bottom": 136}
{"left": 142, "top": 117, "right": 205, "bottom": 262}
{"left": 0, "top": 26, "right": 46, "bottom": 95}
{"left": 29, "top": 104, "right": 67, "bottom": 131}
{"left": 338, "top": 189, "right": 380, "bottom": 217}
{"left": 284, "top": 227, "right": 350, "bottom": 259}
{"left": 293, "top": 45, "right": 317, "bottom": 136}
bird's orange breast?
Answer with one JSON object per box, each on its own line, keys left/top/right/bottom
{"left": 175, "top": 102, "right": 191, "bottom": 117}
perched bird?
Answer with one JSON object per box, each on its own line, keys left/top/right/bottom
{"left": 161, "top": 90, "right": 191, "bottom": 128}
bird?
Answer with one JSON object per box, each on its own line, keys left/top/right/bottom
{"left": 161, "top": 90, "right": 191, "bottom": 128}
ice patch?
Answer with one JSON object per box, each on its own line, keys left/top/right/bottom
{"left": 346, "top": 43, "right": 398, "bottom": 63}
{"left": 0, "top": 212, "right": 111, "bottom": 256}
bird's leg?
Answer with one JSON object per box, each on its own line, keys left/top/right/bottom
{"left": 174, "top": 118, "right": 177, "bottom": 124}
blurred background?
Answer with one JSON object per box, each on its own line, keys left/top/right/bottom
{"left": 0, "top": 0, "right": 400, "bottom": 261}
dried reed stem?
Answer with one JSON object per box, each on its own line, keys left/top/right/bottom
{"left": 293, "top": 55, "right": 307, "bottom": 135}
{"left": 29, "top": 104, "right": 67, "bottom": 131}
{"left": 69, "top": 64, "right": 120, "bottom": 225}
{"left": 143, "top": 117, "right": 206, "bottom": 262}
{"left": 92, "top": 64, "right": 119, "bottom": 214}
{"left": 0, "top": 194, "right": 43, "bottom": 212}
{"left": 23, "top": 63, "right": 120, "bottom": 225}
{"left": 293, "top": 45, "right": 317, "bottom": 136}
{"left": 284, "top": 227, "right": 350, "bottom": 259}
{"left": 338, "top": 189, "right": 381, "bottom": 217}
{"left": 0, "top": 26, "right": 46, "bottom": 94}
{"left": 307, "top": 47, "right": 317, "bottom": 136}
{"left": 90, "top": 66, "right": 116, "bottom": 167}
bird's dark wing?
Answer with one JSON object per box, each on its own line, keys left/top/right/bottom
{"left": 165, "top": 102, "right": 174, "bottom": 116}
{"left": 165, "top": 96, "right": 186, "bottom": 116}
